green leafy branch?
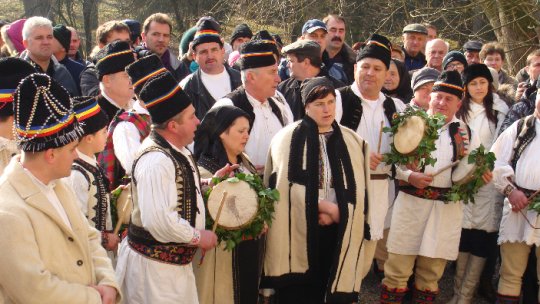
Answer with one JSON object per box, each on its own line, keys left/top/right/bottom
{"left": 206, "top": 173, "right": 279, "bottom": 251}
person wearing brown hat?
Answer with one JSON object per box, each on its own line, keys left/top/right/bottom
{"left": 0, "top": 57, "right": 35, "bottom": 174}
{"left": 382, "top": 71, "right": 490, "bottom": 303}
{"left": 20, "top": 17, "right": 80, "bottom": 96}
{"left": 116, "top": 70, "right": 238, "bottom": 303}
{"left": 335, "top": 34, "right": 406, "bottom": 280}
{"left": 214, "top": 40, "right": 293, "bottom": 169}
{"left": 278, "top": 39, "right": 345, "bottom": 120}
{"left": 263, "top": 77, "right": 370, "bottom": 303}
{"left": 0, "top": 73, "right": 121, "bottom": 303}
{"left": 180, "top": 17, "right": 242, "bottom": 120}
{"left": 402, "top": 23, "right": 428, "bottom": 71}
{"left": 52, "top": 24, "right": 85, "bottom": 93}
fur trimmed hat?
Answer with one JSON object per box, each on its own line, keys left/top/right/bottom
{"left": 95, "top": 40, "right": 135, "bottom": 79}
{"left": 0, "top": 57, "right": 36, "bottom": 117}
{"left": 432, "top": 70, "right": 465, "bottom": 99}
{"left": 139, "top": 71, "right": 193, "bottom": 124}
{"left": 73, "top": 96, "right": 109, "bottom": 135}
{"left": 237, "top": 40, "right": 277, "bottom": 70}
{"left": 356, "top": 33, "right": 392, "bottom": 68}
{"left": 126, "top": 54, "right": 167, "bottom": 96}
{"left": 192, "top": 16, "right": 223, "bottom": 51}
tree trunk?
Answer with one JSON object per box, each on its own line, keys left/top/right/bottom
{"left": 22, "top": 0, "right": 55, "bottom": 18}
{"left": 82, "top": 0, "right": 99, "bottom": 56}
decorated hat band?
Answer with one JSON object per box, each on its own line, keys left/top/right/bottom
{"left": 258, "top": 39, "right": 277, "bottom": 45}
{"left": 434, "top": 81, "right": 465, "bottom": 92}
{"left": 240, "top": 51, "right": 274, "bottom": 58}
{"left": 133, "top": 67, "right": 168, "bottom": 88}
{"left": 0, "top": 89, "right": 15, "bottom": 103}
{"left": 145, "top": 84, "right": 183, "bottom": 108}
{"left": 97, "top": 49, "right": 133, "bottom": 64}
{"left": 195, "top": 29, "right": 220, "bottom": 39}
{"left": 16, "top": 113, "right": 75, "bottom": 138}
{"left": 74, "top": 100, "right": 101, "bottom": 122}
{"left": 366, "top": 40, "right": 390, "bottom": 51}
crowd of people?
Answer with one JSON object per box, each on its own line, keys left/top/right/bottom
{"left": 0, "top": 11, "right": 538, "bottom": 304}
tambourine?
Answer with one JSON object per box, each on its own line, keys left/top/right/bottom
{"left": 116, "top": 183, "right": 132, "bottom": 225}
{"left": 207, "top": 179, "right": 259, "bottom": 230}
{"left": 393, "top": 115, "right": 426, "bottom": 155}
{"left": 452, "top": 156, "right": 477, "bottom": 185}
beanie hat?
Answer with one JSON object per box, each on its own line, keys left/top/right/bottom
{"left": 95, "top": 40, "right": 135, "bottom": 79}
{"left": 179, "top": 26, "right": 197, "bottom": 57}
{"left": 14, "top": 73, "right": 83, "bottom": 152}
{"left": 139, "top": 71, "right": 193, "bottom": 124}
{"left": 192, "top": 17, "right": 223, "bottom": 51}
{"left": 0, "top": 57, "right": 36, "bottom": 117}
{"left": 443, "top": 51, "right": 468, "bottom": 70}
{"left": 300, "top": 77, "right": 335, "bottom": 105}
{"left": 126, "top": 54, "right": 167, "bottom": 96}
{"left": 230, "top": 23, "right": 253, "bottom": 45}
{"left": 53, "top": 24, "right": 71, "bottom": 52}
{"left": 411, "top": 67, "right": 440, "bottom": 92}
{"left": 237, "top": 40, "right": 277, "bottom": 70}
{"left": 73, "top": 96, "right": 109, "bottom": 135}
{"left": 5, "top": 19, "right": 26, "bottom": 54}
{"left": 122, "top": 19, "right": 141, "bottom": 43}
{"left": 356, "top": 33, "right": 392, "bottom": 68}
{"left": 462, "top": 63, "right": 493, "bottom": 87}
{"left": 432, "top": 70, "right": 465, "bottom": 99}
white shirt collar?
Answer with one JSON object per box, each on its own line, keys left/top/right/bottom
{"left": 245, "top": 90, "right": 270, "bottom": 108}
{"left": 132, "top": 100, "right": 150, "bottom": 115}
{"left": 76, "top": 149, "right": 97, "bottom": 166}
{"left": 351, "top": 84, "right": 384, "bottom": 103}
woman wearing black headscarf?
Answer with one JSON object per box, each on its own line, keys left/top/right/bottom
{"left": 192, "top": 105, "right": 261, "bottom": 304}
{"left": 382, "top": 59, "right": 413, "bottom": 103}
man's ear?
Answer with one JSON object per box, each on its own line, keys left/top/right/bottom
{"left": 43, "top": 148, "right": 55, "bottom": 164}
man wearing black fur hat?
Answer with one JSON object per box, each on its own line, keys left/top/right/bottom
{"left": 335, "top": 34, "right": 406, "bottom": 279}
{"left": 0, "top": 73, "right": 120, "bottom": 303}
{"left": 180, "top": 17, "right": 242, "bottom": 120}
{"left": 230, "top": 23, "right": 253, "bottom": 52}
{"left": 214, "top": 39, "right": 293, "bottom": 170}
{"left": 116, "top": 70, "right": 238, "bottom": 303}
{"left": 381, "top": 71, "right": 491, "bottom": 303}
{"left": 0, "top": 57, "right": 35, "bottom": 174}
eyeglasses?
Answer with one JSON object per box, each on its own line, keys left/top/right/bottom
{"left": 447, "top": 63, "right": 464, "bottom": 70}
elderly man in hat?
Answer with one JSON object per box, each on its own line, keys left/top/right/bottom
{"left": 0, "top": 73, "right": 120, "bottom": 303}
{"left": 116, "top": 69, "right": 239, "bottom": 303}
{"left": 214, "top": 40, "right": 293, "bottom": 169}
{"left": 180, "top": 17, "right": 242, "bottom": 120}
{"left": 463, "top": 40, "right": 483, "bottom": 66}
{"left": 278, "top": 39, "right": 345, "bottom": 120}
{"left": 52, "top": 24, "right": 85, "bottom": 93}
{"left": 335, "top": 33, "right": 406, "bottom": 279}
{"left": 402, "top": 23, "right": 428, "bottom": 71}
{"left": 381, "top": 71, "right": 490, "bottom": 303}
{"left": 20, "top": 16, "right": 79, "bottom": 96}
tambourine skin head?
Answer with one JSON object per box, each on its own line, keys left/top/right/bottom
{"left": 452, "top": 156, "right": 477, "bottom": 185}
{"left": 394, "top": 116, "right": 426, "bottom": 155}
{"left": 116, "top": 184, "right": 133, "bottom": 225}
{"left": 207, "top": 180, "right": 259, "bottom": 230}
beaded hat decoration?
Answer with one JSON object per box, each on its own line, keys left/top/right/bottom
{"left": 0, "top": 57, "right": 36, "bottom": 117}
{"left": 14, "top": 73, "right": 83, "bottom": 152}
{"left": 125, "top": 54, "right": 167, "bottom": 96}
{"left": 139, "top": 71, "right": 193, "bottom": 124}
{"left": 73, "top": 96, "right": 109, "bottom": 136}
{"left": 95, "top": 40, "right": 135, "bottom": 79}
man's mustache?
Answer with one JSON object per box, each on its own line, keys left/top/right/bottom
{"left": 331, "top": 37, "right": 342, "bottom": 42}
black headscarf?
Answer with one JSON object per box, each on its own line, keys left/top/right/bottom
{"left": 193, "top": 105, "right": 251, "bottom": 170}
{"left": 382, "top": 59, "right": 413, "bottom": 103}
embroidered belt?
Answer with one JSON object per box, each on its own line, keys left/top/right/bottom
{"left": 371, "top": 174, "right": 389, "bottom": 180}
{"left": 399, "top": 185, "right": 451, "bottom": 201}
{"left": 127, "top": 223, "right": 198, "bottom": 265}
{"left": 517, "top": 185, "right": 537, "bottom": 198}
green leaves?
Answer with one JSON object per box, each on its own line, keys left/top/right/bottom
{"left": 529, "top": 196, "right": 540, "bottom": 213}
{"left": 383, "top": 107, "right": 445, "bottom": 168}
{"left": 205, "top": 172, "right": 278, "bottom": 251}
{"left": 445, "top": 144, "right": 496, "bottom": 204}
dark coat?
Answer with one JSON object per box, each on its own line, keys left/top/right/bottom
{"left": 498, "top": 92, "right": 536, "bottom": 135}
{"left": 181, "top": 66, "right": 242, "bottom": 119}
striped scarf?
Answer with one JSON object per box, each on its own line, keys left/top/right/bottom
{"left": 98, "top": 111, "right": 152, "bottom": 190}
